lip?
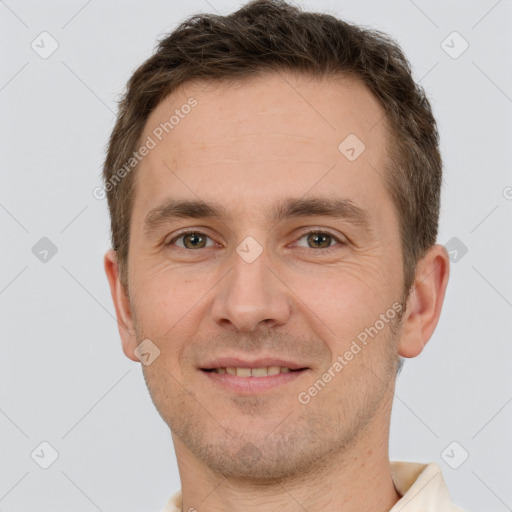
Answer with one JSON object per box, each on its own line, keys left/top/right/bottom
{"left": 200, "top": 367, "right": 308, "bottom": 393}
{"left": 200, "top": 357, "right": 307, "bottom": 371}
{"left": 199, "top": 356, "right": 310, "bottom": 394}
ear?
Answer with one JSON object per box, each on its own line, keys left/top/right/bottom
{"left": 103, "top": 249, "right": 139, "bottom": 362}
{"left": 398, "top": 244, "right": 450, "bottom": 358}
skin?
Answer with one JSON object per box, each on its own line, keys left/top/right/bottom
{"left": 104, "top": 71, "right": 450, "bottom": 512}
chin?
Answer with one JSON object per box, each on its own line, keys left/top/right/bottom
{"left": 195, "top": 441, "right": 312, "bottom": 482}
{"left": 176, "top": 414, "right": 348, "bottom": 483}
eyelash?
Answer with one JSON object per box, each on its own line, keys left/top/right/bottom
{"left": 165, "top": 229, "right": 345, "bottom": 253}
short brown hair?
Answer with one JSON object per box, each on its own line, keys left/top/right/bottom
{"left": 103, "top": 0, "right": 442, "bottom": 298}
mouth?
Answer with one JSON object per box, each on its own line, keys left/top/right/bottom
{"left": 202, "top": 366, "right": 303, "bottom": 377}
{"left": 199, "top": 358, "right": 310, "bottom": 393}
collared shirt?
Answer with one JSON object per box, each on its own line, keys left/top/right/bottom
{"left": 158, "top": 461, "right": 465, "bottom": 512}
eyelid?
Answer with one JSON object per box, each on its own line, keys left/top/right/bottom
{"left": 292, "top": 228, "right": 346, "bottom": 250}
{"left": 165, "top": 227, "right": 346, "bottom": 251}
{"left": 164, "top": 228, "right": 218, "bottom": 247}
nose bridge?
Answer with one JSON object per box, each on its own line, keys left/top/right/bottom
{"left": 211, "top": 236, "right": 291, "bottom": 332}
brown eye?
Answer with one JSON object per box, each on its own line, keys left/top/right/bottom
{"left": 293, "top": 229, "right": 345, "bottom": 253}
{"left": 183, "top": 233, "right": 207, "bottom": 249}
{"left": 167, "top": 231, "right": 214, "bottom": 249}
{"left": 306, "top": 232, "right": 333, "bottom": 249}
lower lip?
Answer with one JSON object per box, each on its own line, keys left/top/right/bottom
{"left": 200, "top": 369, "right": 308, "bottom": 393}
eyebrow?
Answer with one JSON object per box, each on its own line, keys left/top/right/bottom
{"left": 143, "top": 196, "right": 374, "bottom": 235}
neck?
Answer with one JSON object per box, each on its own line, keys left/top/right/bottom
{"left": 173, "top": 414, "right": 401, "bottom": 512}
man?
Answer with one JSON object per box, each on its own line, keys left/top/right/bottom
{"left": 103, "top": 0, "right": 461, "bottom": 510}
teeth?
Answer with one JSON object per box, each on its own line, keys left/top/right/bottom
{"left": 213, "top": 367, "right": 295, "bottom": 376}
{"left": 267, "top": 366, "right": 281, "bottom": 375}
{"left": 251, "top": 367, "right": 268, "bottom": 377}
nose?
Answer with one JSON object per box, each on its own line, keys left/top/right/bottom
{"left": 210, "top": 243, "right": 292, "bottom": 332}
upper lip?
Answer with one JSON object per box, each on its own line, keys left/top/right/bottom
{"left": 200, "top": 357, "right": 308, "bottom": 370}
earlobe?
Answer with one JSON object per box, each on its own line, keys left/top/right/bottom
{"left": 103, "top": 249, "right": 139, "bottom": 362}
{"left": 397, "top": 244, "right": 450, "bottom": 359}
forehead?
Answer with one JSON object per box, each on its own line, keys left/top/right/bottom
{"left": 132, "top": 71, "right": 392, "bottom": 226}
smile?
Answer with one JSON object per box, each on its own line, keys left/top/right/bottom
{"left": 203, "top": 366, "right": 299, "bottom": 377}
{"left": 200, "top": 362, "right": 309, "bottom": 393}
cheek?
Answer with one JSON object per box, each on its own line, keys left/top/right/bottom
{"left": 291, "top": 258, "right": 388, "bottom": 327}
{"left": 131, "top": 261, "right": 212, "bottom": 330}
{"left": 289, "top": 263, "right": 400, "bottom": 384}
{"left": 128, "top": 279, "right": 200, "bottom": 376}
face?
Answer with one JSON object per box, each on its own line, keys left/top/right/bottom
{"left": 111, "top": 72, "right": 411, "bottom": 479}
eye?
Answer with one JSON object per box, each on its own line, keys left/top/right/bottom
{"left": 294, "top": 230, "right": 344, "bottom": 251}
{"left": 164, "top": 229, "right": 344, "bottom": 252}
{"left": 166, "top": 231, "right": 216, "bottom": 249}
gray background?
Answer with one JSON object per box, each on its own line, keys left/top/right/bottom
{"left": 1, "top": 0, "right": 511, "bottom": 511}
